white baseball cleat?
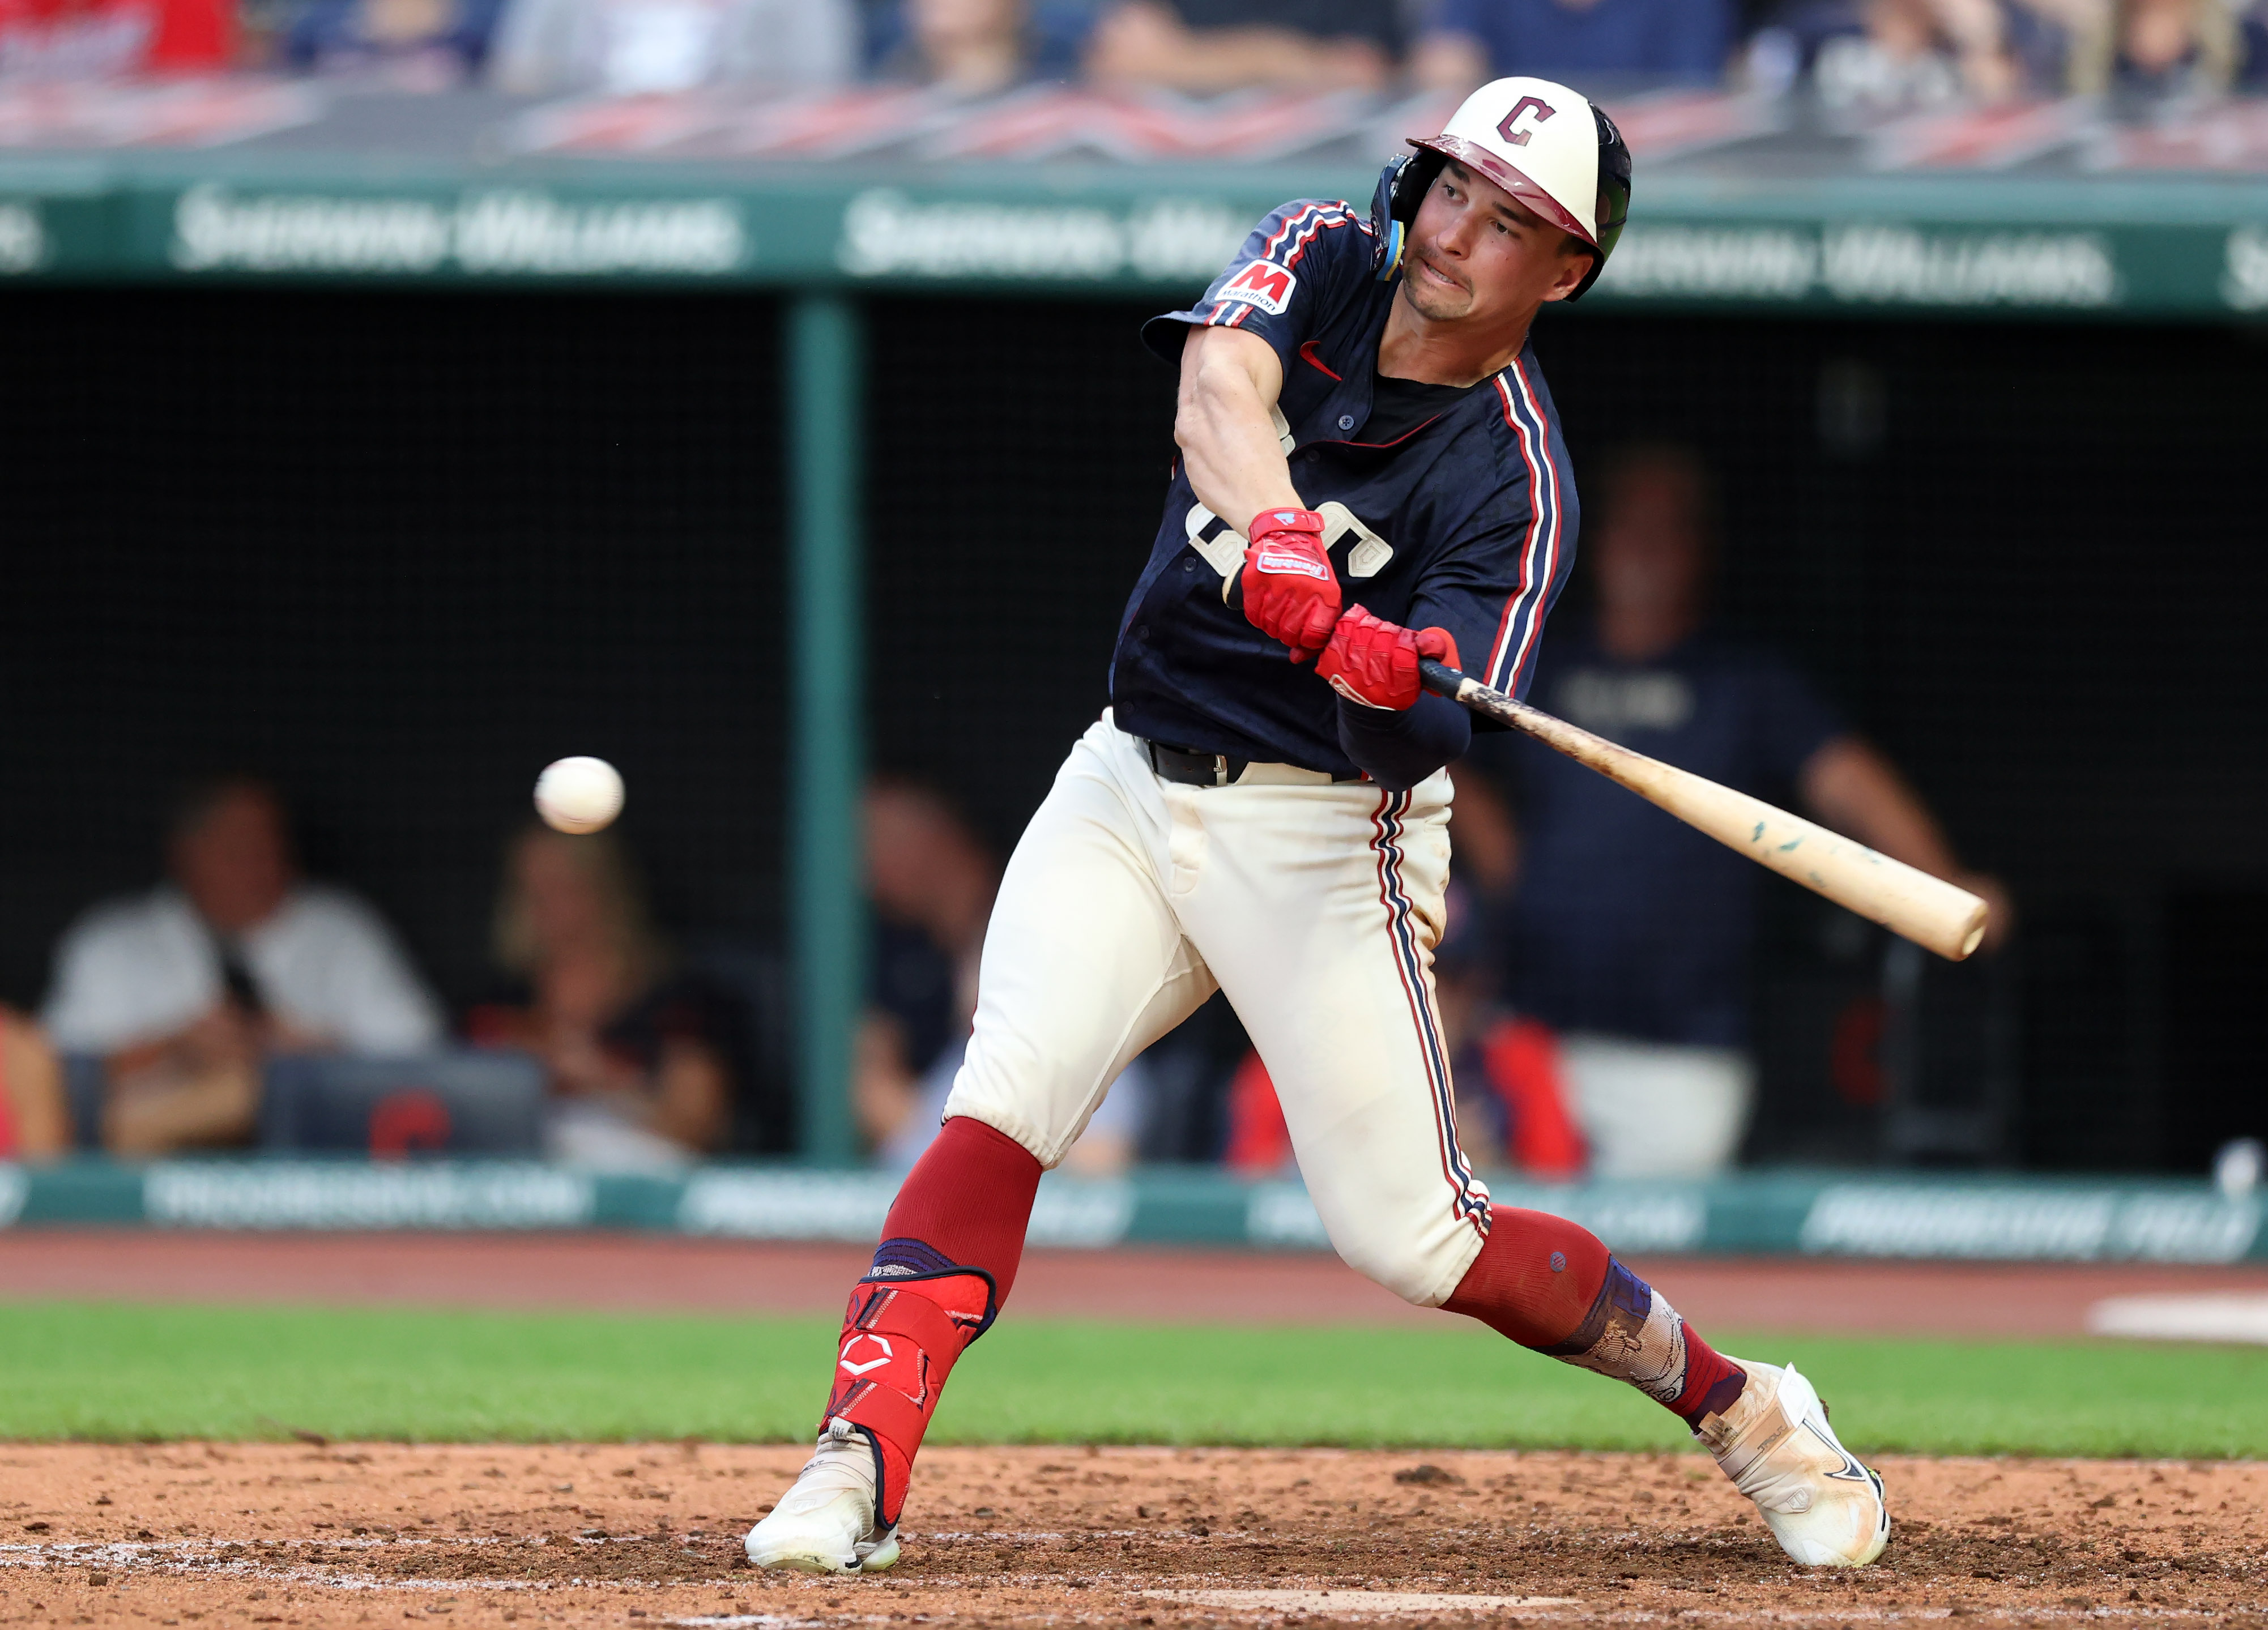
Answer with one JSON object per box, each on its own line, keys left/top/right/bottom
{"left": 744, "top": 1428, "right": 901, "bottom": 1574}
{"left": 1695, "top": 1358, "right": 1890, "bottom": 1567}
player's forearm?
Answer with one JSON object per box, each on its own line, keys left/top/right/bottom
{"left": 1799, "top": 736, "right": 1961, "bottom": 880}
{"left": 1336, "top": 692, "right": 1471, "bottom": 791}
{"left": 1175, "top": 340, "right": 1302, "bottom": 528}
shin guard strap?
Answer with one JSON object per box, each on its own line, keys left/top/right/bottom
{"left": 843, "top": 1284, "right": 979, "bottom": 1390}
{"left": 830, "top": 1379, "right": 931, "bottom": 1463}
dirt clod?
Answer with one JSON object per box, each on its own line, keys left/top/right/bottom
{"left": 1390, "top": 1465, "right": 1461, "bottom": 1487}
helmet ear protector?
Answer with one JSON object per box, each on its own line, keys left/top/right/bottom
{"left": 1369, "top": 100, "right": 1632, "bottom": 301}
{"left": 1574, "top": 103, "right": 1632, "bottom": 302}
{"left": 1368, "top": 147, "right": 1448, "bottom": 282}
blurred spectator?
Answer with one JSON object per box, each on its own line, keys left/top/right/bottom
{"left": 869, "top": 0, "right": 1086, "bottom": 89}
{"left": 488, "top": 0, "right": 852, "bottom": 93}
{"left": 1745, "top": 0, "right": 2022, "bottom": 104}
{"left": 282, "top": 0, "right": 505, "bottom": 78}
{"left": 876, "top": 1032, "right": 1154, "bottom": 1174}
{"left": 1444, "top": 737, "right": 1520, "bottom": 916}
{"left": 1223, "top": 877, "right": 1584, "bottom": 1179}
{"left": 1994, "top": 0, "right": 2094, "bottom": 93}
{"left": 1412, "top": 0, "right": 1733, "bottom": 95}
{"left": 855, "top": 776, "right": 994, "bottom": 1155}
{"left": 879, "top": 0, "right": 1021, "bottom": 88}
{"left": 1085, "top": 0, "right": 1399, "bottom": 92}
{"left": 854, "top": 775, "right": 1145, "bottom": 1173}
{"left": 0, "top": 1009, "right": 67, "bottom": 1162}
{"left": 1464, "top": 446, "right": 2009, "bottom": 1177}
{"left": 0, "top": 0, "right": 232, "bottom": 77}
{"left": 2061, "top": 0, "right": 2255, "bottom": 96}
{"left": 41, "top": 778, "right": 443, "bottom": 1157}
{"left": 466, "top": 826, "right": 740, "bottom": 1170}
{"left": 1129, "top": 988, "right": 1247, "bottom": 1161}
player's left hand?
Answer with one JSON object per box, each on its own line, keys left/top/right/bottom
{"left": 1316, "top": 607, "right": 1460, "bottom": 711}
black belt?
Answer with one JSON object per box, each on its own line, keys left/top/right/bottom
{"left": 1141, "top": 737, "right": 1363, "bottom": 788}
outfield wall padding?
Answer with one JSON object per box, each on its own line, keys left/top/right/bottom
{"left": 0, "top": 1160, "right": 2258, "bottom": 1264}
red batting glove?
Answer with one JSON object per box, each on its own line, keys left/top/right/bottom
{"left": 1240, "top": 507, "right": 1339, "bottom": 661}
{"left": 1315, "top": 608, "right": 1461, "bottom": 711}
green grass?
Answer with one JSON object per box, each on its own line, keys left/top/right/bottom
{"left": 2, "top": 1300, "right": 2264, "bottom": 1458}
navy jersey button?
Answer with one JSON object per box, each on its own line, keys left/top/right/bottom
{"left": 1338, "top": 414, "right": 1356, "bottom": 431}
{"left": 1182, "top": 557, "right": 1196, "bottom": 571}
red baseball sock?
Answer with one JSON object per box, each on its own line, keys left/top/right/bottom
{"left": 1444, "top": 1211, "right": 1746, "bottom": 1427}
{"left": 880, "top": 1115, "right": 1043, "bottom": 1303}
{"left": 1441, "top": 1206, "right": 1611, "bottom": 1346}
{"left": 818, "top": 1116, "right": 1044, "bottom": 1530}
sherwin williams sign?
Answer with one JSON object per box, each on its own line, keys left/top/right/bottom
{"left": 0, "top": 164, "right": 2261, "bottom": 312}
{"left": 832, "top": 189, "right": 1253, "bottom": 283}
{"left": 167, "top": 185, "right": 748, "bottom": 277}
{"left": 1597, "top": 222, "right": 2124, "bottom": 308}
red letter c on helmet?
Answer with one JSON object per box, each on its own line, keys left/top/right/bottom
{"left": 1496, "top": 96, "right": 1555, "bottom": 147}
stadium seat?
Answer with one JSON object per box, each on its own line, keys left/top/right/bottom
{"left": 258, "top": 1051, "right": 546, "bottom": 1157}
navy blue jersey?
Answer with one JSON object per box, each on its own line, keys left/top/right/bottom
{"left": 1473, "top": 626, "right": 1845, "bottom": 1046}
{"left": 1112, "top": 198, "right": 1581, "bottom": 775}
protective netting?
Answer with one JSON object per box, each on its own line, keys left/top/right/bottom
{"left": 1527, "top": 312, "right": 2268, "bottom": 1170}
{"left": 5, "top": 289, "right": 2264, "bottom": 1168}
{"left": 0, "top": 289, "right": 788, "bottom": 1014}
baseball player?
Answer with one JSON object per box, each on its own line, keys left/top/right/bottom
{"left": 748, "top": 76, "right": 1890, "bottom": 1577}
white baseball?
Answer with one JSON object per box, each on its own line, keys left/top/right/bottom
{"left": 534, "top": 757, "right": 624, "bottom": 834}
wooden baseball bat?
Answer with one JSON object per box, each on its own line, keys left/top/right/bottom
{"left": 1419, "top": 659, "right": 1988, "bottom": 962}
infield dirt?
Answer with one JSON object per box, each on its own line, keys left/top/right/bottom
{"left": 1, "top": 1443, "right": 2263, "bottom": 1628}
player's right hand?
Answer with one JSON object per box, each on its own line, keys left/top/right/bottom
{"left": 1316, "top": 607, "right": 1460, "bottom": 710}
{"left": 1240, "top": 508, "right": 1339, "bottom": 662}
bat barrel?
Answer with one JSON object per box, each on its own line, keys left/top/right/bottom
{"left": 1419, "top": 660, "right": 1990, "bottom": 962}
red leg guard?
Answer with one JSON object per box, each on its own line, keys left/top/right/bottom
{"left": 822, "top": 1269, "right": 994, "bottom": 1531}
{"left": 817, "top": 1116, "right": 1043, "bottom": 1530}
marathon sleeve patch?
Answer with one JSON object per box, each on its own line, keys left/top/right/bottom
{"left": 1215, "top": 259, "right": 1299, "bottom": 316}
{"left": 1140, "top": 200, "right": 1364, "bottom": 364}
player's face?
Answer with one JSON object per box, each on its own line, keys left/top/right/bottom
{"left": 1402, "top": 162, "right": 1591, "bottom": 327}
{"left": 172, "top": 788, "right": 295, "bottom": 935}
{"left": 513, "top": 830, "right": 609, "bottom": 951}
{"left": 1595, "top": 464, "right": 1710, "bottom": 621}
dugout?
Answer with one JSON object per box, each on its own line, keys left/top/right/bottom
{"left": 4, "top": 92, "right": 2266, "bottom": 1177}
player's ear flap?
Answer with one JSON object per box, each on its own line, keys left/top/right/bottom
{"left": 1369, "top": 156, "right": 1408, "bottom": 279}
{"left": 1369, "top": 152, "right": 1435, "bottom": 281}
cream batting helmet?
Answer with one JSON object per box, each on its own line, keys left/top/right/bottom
{"left": 1371, "top": 76, "right": 1632, "bottom": 301}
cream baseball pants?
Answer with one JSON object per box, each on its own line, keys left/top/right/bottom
{"left": 941, "top": 714, "right": 1492, "bottom": 1307}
